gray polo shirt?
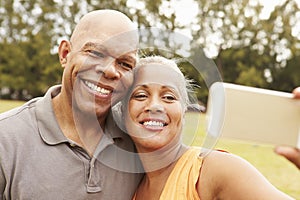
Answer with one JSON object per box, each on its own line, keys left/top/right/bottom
{"left": 0, "top": 86, "right": 144, "bottom": 200}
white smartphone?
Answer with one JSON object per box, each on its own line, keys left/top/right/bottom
{"left": 205, "top": 82, "right": 300, "bottom": 148}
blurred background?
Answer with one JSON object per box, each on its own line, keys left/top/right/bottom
{"left": 0, "top": 0, "right": 300, "bottom": 198}
{"left": 0, "top": 0, "right": 300, "bottom": 101}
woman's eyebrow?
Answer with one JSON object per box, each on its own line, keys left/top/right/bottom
{"left": 162, "top": 85, "right": 180, "bottom": 94}
{"left": 134, "top": 84, "right": 177, "bottom": 91}
{"left": 134, "top": 84, "right": 149, "bottom": 89}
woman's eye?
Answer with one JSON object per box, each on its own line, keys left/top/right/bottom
{"left": 132, "top": 93, "right": 147, "bottom": 100}
{"left": 163, "top": 94, "right": 176, "bottom": 102}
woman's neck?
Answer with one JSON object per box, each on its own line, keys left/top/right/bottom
{"left": 135, "top": 144, "right": 188, "bottom": 200}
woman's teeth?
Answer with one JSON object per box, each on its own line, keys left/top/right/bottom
{"left": 143, "top": 121, "right": 164, "bottom": 127}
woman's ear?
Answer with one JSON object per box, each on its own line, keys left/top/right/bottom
{"left": 58, "top": 40, "right": 71, "bottom": 68}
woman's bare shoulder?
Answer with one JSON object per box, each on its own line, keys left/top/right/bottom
{"left": 198, "top": 150, "right": 293, "bottom": 200}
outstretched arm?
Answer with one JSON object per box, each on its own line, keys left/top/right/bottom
{"left": 198, "top": 151, "right": 294, "bottom": 200}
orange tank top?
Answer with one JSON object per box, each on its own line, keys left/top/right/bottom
{"left": 132, "top": 147, "right": 203, "bottom": 200}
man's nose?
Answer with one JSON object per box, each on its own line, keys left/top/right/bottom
{"left": 95, "top": 60, "right": 121, "bottom": 80}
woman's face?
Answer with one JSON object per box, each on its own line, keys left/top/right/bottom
{"left": 124, "top": 64, "right": 185, "bottom": 152}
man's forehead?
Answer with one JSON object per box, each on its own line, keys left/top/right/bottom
{"left": 72, "top": 25, "right": 139, "bottom": 54}
{"left": 71, "top": 10, "right": 138, "bottom": 45}
{"left": 101, "top": 31, "right": 138, "bottom": 53}
{"left": 82, "top": 41, "right": 137, "bottom": 55}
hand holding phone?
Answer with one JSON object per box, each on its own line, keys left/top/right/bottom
{"left": 206, "top": 82, "right": 300, "bottom": 148}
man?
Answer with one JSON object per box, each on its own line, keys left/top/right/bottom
{"left": 0, "top": 10, "right": 143, "bottom": 199}
{"left": 275, "top": 87, "right": 300, "bottom": 170}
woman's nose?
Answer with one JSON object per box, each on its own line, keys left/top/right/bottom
{"left": 145, "top": 100, "right": 164, "bottom": 113}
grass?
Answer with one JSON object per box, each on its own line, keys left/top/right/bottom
{"left": 0, "top": 99, "right": 25, "bottom": 113}
{"left": 183, "top": 112, "right": 300, "bottom": 199}
{"left": 1, "top": 101, "right": 299, "bottom": 198}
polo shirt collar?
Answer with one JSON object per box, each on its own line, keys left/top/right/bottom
{"left": 36, "top": 85, "right": 125, "bottom": 146}
{"left": 36, "top": 85, "right": 68, "bottom": 145}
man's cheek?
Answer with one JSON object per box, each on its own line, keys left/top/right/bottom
{"left": 122, "top": 71, "right": 134, "bottom": 89}
{"left": 111, "top": 74, "right": 133, "bottom": 106}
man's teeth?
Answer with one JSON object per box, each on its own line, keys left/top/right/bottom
{"left": 143, "top": 121, "right": 164, "bottom": 127}
{"left": 84, "top": 81, "right": 111, "bottom": 95}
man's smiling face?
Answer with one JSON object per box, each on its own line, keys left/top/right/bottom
{"left": 59, "top": 11, "right": 138, "bottom": 118}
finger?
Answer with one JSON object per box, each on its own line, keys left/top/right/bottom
{"left": 292, "top": 87, "right": 300, "bottom": 99}
{"left": 275, "top": 146, "right": 300, "bottom": 169}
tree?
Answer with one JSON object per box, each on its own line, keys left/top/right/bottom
{"left": 1, "top": 0, "right": 300, "bottom": 100}
{"left": 190, "top": 0, "right": 300, "bottom": 94}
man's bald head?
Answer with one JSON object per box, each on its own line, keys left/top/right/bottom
{"left": 70, "top": 9, "right": 138, "bottom": 51}
{"left": 57, "top": 9, "right": 139, "bottom": 127}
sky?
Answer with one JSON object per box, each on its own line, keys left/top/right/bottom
{"left": 173, "top": 0, "right": 300, "bottom": 25}
{"left": 161, "top": 0, "right": 300, "bottom": 58}
{"left": 139, "top": 0, "right": 299, "bottom": 40}
{"left": 257, "top": 0, "right": 285, "bottom": 19}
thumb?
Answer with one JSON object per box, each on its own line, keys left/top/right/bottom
{"left": 275, "top": 146, "right": 300, "bottom": 169}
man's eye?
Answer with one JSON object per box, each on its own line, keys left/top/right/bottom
{"left": 118, "top": 61, "right": 133, "bottom": 70}
{"left": 87, "top": 50, "right": 105, "bottom": 58}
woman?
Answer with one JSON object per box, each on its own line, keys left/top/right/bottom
{"left": 119, "top": 56, "right": 294, "bottom": 199}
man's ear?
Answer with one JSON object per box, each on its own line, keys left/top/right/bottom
{"left": 58, "top": 40, "right": 71, "bottom": 68}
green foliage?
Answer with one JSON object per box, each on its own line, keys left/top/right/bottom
{"left": 217, "top": 47, "right": 268, "bottom": 88}
{"left": 0, "top": 0, "right": 300, "bottom": 100}
{"left": 270, "top": 52, "right": 300, "bottom": 92}
{"left": 0, "top": 28, "right": 62, "bottom": 100}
